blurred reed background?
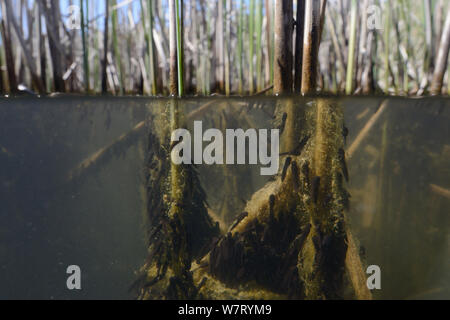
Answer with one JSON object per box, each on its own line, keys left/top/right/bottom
{"left": 0, "top": 0, "right": 449, "bottom": 96}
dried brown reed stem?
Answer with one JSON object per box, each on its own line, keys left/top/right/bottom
{"left": 294, "top": 0, "right": 305, "bottom": 93}
{"left": 301, "top": 0, "right": 320, "bottom": 94}
{"left": 273, "top": 0, "right": 293, "bottom": 94}
{"left": 430, "top": 7, "right": 450, "bottom": 95}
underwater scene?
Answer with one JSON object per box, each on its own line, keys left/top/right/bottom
{"left": 0, "top": 96, "right": 448, "bottom": 300}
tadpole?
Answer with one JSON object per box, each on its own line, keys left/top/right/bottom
{"left": 281, "top": 157, "right": 292, "bottom": 182}
{"left": 291, "top": 160, "right": 300, "bottom": 190}
{"left": 338, "top": 148, "right": 349, "bottom": 182}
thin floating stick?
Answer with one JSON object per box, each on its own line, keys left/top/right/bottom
{"left": 430, "top": 184, "right": 450, "bottom": 199}
{"left": 185, "top": 84, "right": 274, "bottom": 119}
{"left": 347, "top": 99, "right": 389, "bottom": 160}
{"left": 185, "top": 100, "right": 218, "bottom": 119}
{"left": 67, "top": 121, "right": 146, "bottom": 182}
{"left": 254, "top": 84, "right": 274, "bottom": 95}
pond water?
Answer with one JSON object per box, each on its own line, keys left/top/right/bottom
{"left": 0, "top": 96, "right": 448, "bottom": 299}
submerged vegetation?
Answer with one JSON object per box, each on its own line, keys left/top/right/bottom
{"left": 0, "top": 0, "right": 448, "bottom": 96}
{"left": 133, "top": 97, "right": 371, "bottom": 300}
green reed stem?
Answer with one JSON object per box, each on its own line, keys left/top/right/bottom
{"left": 384, "top": 2, "right": 391, "bottom": 93}
{"left": 175, "top": 0, "right": 184, "bottom": 96}
{"left": 345, "top": 0, "right": 357, "bottom": 95}
{"left": 255, "top": 0, "right": 263, "bottom": 91}
{"left": 237, "top": 0, "right": 244, "bottom": 94}
{"left": 249, "top": 0, "right": 255, "bottom": 93}
{"left": 80, "top": 0, "right": 90, "bottom": 92}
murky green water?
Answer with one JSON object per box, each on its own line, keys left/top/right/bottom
{"left": 0, "top": 96, "right": 448, "bottom": 299}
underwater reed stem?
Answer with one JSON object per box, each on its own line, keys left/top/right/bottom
{"left": 345, "top": 228, "right": 373, "bottom": 299}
